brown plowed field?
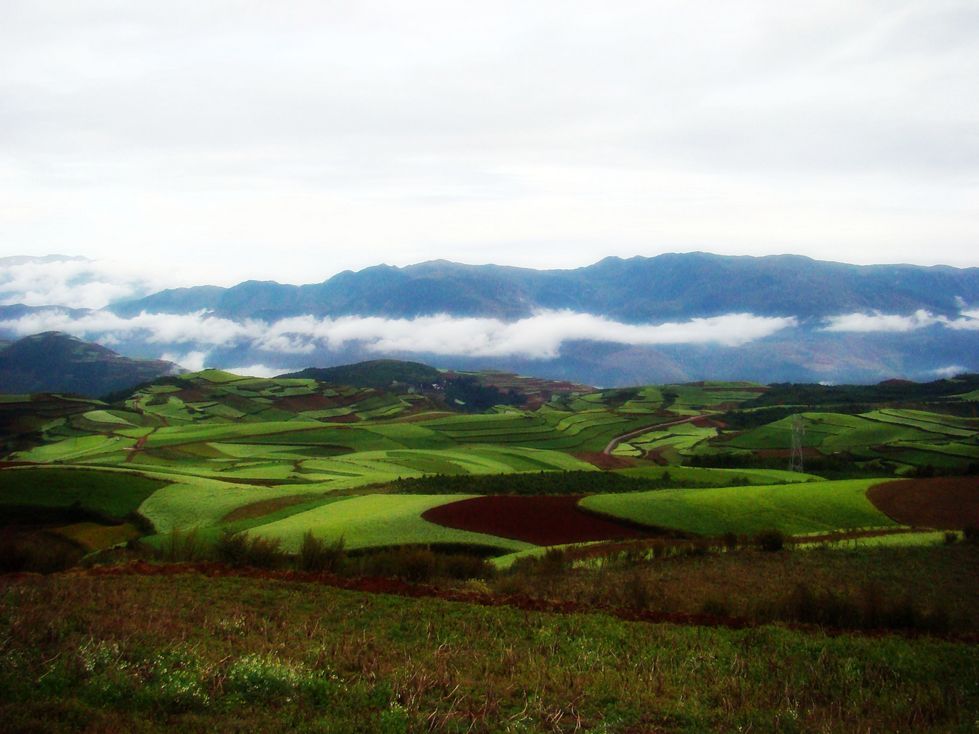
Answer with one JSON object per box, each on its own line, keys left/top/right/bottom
{"left": 421, "top": 495, "right": 657, "bottom": 545}
{"left": 573, "top": 451, "right": 635, "bottom": 469}
{"left": 868, "top": 477, "right": 979, "bottom": 529}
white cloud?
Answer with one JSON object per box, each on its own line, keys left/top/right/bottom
{"left": 821, "top": 309, "right": 948, "bottom": 332}
{"left": 949, "top": 309, "right": 979, "bottom": 330}
{"left": 0, "top": 2, "right": 976, "bottom": 277}
{"left": 0, "top": 308, "right": 797, "bottom": 360}
{"left": 161, "top": 350, "right": 209, "bottom": 372}
{"left": 250, "top": 311, "right": 797, "bottom": 359}
{"left": 931, "top": 365, "right": 968, "bottom": 378}
{"left": 0, "top": 256, "right": 198, "bottom": 309}
{"left": 219, "top": 364, "right": 286, "bottom": 379}
{"left": 822, "top": 306, "right": 979, "bottom": 333}
{"left": 0, "top": 309, "right": 263, "bottom": 346}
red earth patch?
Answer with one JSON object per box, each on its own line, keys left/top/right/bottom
{"left": 421, "top": 495, "right": 656, "bottom": 545}
{"left": 867, "top": 477, "right": 979, "bottom": 529}
{"left": 574, "top": 452, "right": 636, "bottom": 470}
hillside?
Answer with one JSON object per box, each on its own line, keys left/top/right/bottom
{"left": 0, "top": 332, "right": 181, "bottom": 397}
{"left": 282, "top": 360, "right": 594, "bottom": 409}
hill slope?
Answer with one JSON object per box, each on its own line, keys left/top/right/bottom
{"left": 0, "top": 332, "right": 181, "bottom": 396}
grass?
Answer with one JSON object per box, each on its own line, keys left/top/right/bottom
{"left": 795, "top": 530, "right": 954, "bottom": 549}
{"left": 0, "top": 466, "right": 168, "bottom": 519}
{"left": 491, "top": 542, "right": 979, "bottom": 634}
{"left": 136, "top": 477, "right": 329, "bottom": 533}
{"left": 580, "top": 478, "right": 897, "bottom": 536}
{"left": 53, "top": 522, "right": 141, "bottom": 551}
{"left": 249, "top": 493, "right": 533, "bottom": 553}
{"left": 1, "top": 572, "right": 975, "bottom": 733}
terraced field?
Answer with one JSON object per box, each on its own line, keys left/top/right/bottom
{"left": 717, "top": 408, "right": 979, "bottom": 472}
{"left": 580, "top": 479, "right": 896, "bottom": 536}
{"left": 2, "top": 369, "right": 977, "bottom": 560}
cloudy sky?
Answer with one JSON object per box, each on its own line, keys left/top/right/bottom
{"left": 1, "top": 0, "right": 977, "bottom": 287}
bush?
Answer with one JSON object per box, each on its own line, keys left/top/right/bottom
{"left": 777, "top": 582, "right": 952, "bottom": 633}
{"left": 160, "top": 528, "right": 207, "bottom": 562}
{"left": 214, "top": 530, "right": 248, "bottom": 566}
{"left": 298, "top": 532, "right": 346, "bottom": 573}
{"left": 398, "top": 548, "right": 437, "bottom": 583}
{"left": 215, "top": 530, "right": 285, "bottom": 569}
{"left": 700, "top": 597, "right": 732, "bottom": 617}
{"left": 962, "top": 525, "right": 978, "bottom": 544}
{"left": 754, "top": 529, "right": 785, "bottom": 552}
{"left": 943, "top": 531, "right": 958, "bottom": 545}
{"left": 0, "top": 530, "right": 82, "bottom": 573}
{"left": 623, "top": 569, "right": 650, "bottom": 610}
{"left": 441, "top": 553, "right": 494, "bottom": 580}
{"left": 356, "top": 547, "right": 437, "bottom": 582}
{"left": 225, "top": 654, "right": 302, "bottom": 701}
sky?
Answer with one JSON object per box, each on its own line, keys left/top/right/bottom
{"left": 1, "top": 0, "right": 977, "bottom": 288}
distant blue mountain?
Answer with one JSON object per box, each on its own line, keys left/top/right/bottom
{"left": 108, "top": 253, "right": 979, "bottom": 322}
{"left": 2, "top": 253, "right": 977, "bottom": 386}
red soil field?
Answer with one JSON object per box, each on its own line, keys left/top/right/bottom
{"left": 690, "top": 416, "right": 725, "bottom": 428}
{"left": 274, "top": 394, "right": 348, "bottom": 412}
{"left": 573, "top": 452, "right": 635, "bottom": 469}
{"left": 421, "top": 495, "right": 656, "bottom": 545}
{"left": 868, "top": 477, "right": 979, "bottom": 529}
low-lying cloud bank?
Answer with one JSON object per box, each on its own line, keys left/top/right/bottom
{"left": 822, "top": 308, "right": 979, "bottom": 333}
{"left": 0, "top": 309, "right": 796, "bottom": 360}
{"left": 0, "top": 256, "right": 191, "bottom": 311}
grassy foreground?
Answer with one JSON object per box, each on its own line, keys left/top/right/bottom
{"left": 1, "top": 573, "right": 977, "bottom": 733}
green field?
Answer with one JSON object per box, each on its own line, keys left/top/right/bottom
{"left": 249, "top": 493, "right": 533, "bottom": 553}
{"left": 3, "top": 369, "right": 977, "bottom": 558}
{"left": 580, "top": 479, "right": 896, "bottom": 535}
{"left": 0, "top": 466, "right": 168, "bottom": 519}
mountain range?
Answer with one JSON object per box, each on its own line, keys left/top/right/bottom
{"left": 1, "top": 252, "right": 977, "bottom": 387}
{"left": 107, "top": 253, "right": 979, "bottom": 322}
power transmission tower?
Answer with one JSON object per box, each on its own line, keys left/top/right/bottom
{"left": 788, "top": 414, "right": 805, "bottom": 473}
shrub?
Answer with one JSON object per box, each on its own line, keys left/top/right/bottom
{"left": 943, "top": 531, "right": 958, "bottom": 545}
{"left": 398, "top": 548, "right": 437, "bottom": 583}
{"left": 754, "top": 529, "right": 785, "bottom": 552}
{"left": 160, "top": 528, "right": 206, "bottom": 563}
{"left": 214, "top": 530, "right": 248, "bottom": 566}
{"left": 356, "top": 547, "right": 437, "bottom": 582}
{"left": 0, "top": 530, "right": 81, "bottom": 573}
{"left": 623, "top": 569, "right": 650, "bottom": 610}
{"left": 214, "top": 531, "right": 284, "bottom": 569}
{"left": 441, "top": 553, "right": 494, "bottom": 580}
{"left": 298, "top": 531, "right": 346, "bottom": 573}
{"left": 538, "top": 547, "right": 567, "bottom": 575}
{"left": 964, "top": 525, "right": 979, "bottom": 544}
{"left": 687, "top": 538, "right": 710, "bottom": 556}
{"left": 700, "top": 597, "right": 732, "bottom": 617}
{"left": 225, "top": 654, "right": 302, "bottom": 701}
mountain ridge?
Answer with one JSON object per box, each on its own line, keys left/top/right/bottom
{"left": 105, "top": 252, "right": 979, "bottom": 323}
